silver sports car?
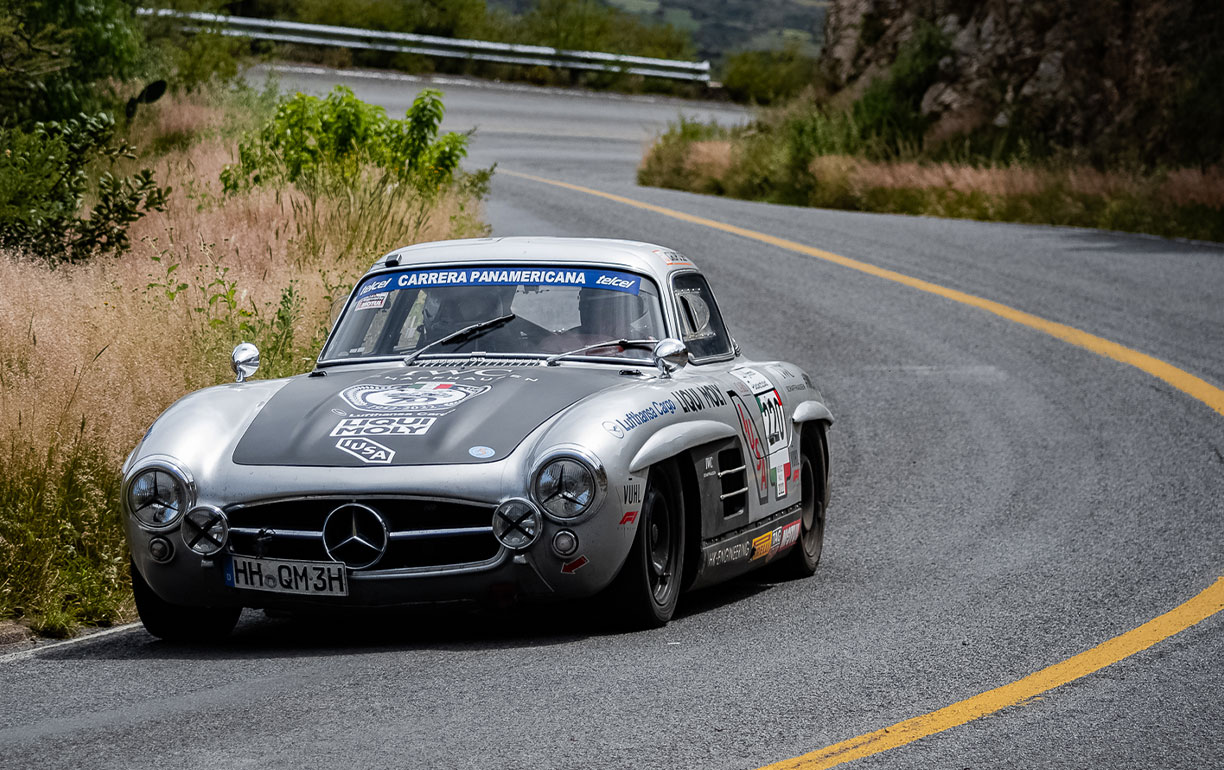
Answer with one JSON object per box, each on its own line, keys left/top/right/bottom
{"left": 123, "top": 237, "right": 833, "bottom": 638}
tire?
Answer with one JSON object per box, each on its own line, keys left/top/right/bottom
{"left": 131, "top": 561, "right": 240, "bottom": 642}
{"left": 606, "top": 462, "right": 686, "bottom": 629}
{"left": 774, "top": 425, "right": 829, "bottom": 579}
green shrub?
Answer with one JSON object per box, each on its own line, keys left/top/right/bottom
{"left": 851, "top": 21, "right": 950, "bottom": 155}
{"left": 220, "top": 85, "right": 468, "bottom": 195}
{"left": 0, "top": 0, "right": 144, "bottom": 124}
{"left": 721, "top": 44, "right": 820, "bottom": 106}
{"left": 0, "top": 113, "right": 170, "bottom": 263}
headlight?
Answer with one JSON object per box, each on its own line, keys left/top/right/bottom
{"left": 126, "top": 462, "right": 192, "bottom": 530}
{"left": 533, "top": 457, "right": 597, "bottom": 520}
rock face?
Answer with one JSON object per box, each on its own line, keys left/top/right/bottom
{"left": 820, "top": 0, "right": 1224, "bottom": 165}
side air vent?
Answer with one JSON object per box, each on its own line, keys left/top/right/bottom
{"left": 716, "top": 447, "right": 748, "bottom": 518}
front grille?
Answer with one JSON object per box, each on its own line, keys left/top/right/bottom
{"left": 225, "top": 497, "right": 501, "bottom": 570}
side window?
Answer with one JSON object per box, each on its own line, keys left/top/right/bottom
{"left": 671, "top": 273, "right": 733, "bottom": 361}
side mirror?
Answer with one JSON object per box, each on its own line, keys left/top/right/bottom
{"left": 231, "top": 342, "right": 260, "bottom": 383}
{"left": 652, "top": 338, "right": 688, "bottom": 378}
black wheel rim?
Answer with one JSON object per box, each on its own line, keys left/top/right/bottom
{"left": 643, "top": 485, "right": 678, "bottom": 605}
{"left": 800, "top": 454, "right": 824, "bottom": 559}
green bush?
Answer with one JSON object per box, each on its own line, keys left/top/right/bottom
{"left": 220, "top": 85, "right": 468, "bottom": 195}
{"left": 0, "top": 113, "right": 170, "bottom": 263}
{"left": 721, "top": 44, "right": 820, "bottom": 106}
{"left": 0, "top": 0, "right": 144, "bottom": 124}
{"left": 851, "top": 21, "right": 950, "bottom": 155}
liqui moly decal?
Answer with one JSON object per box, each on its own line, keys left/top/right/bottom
{"left": 339, "top": 381, "right": 489, "bottom": 413}
{"left": 331, "top": 416, "right": 435, "bottom": 437}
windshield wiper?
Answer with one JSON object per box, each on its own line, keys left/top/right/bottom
{"left": 545, "top": 338, "right": 656, "bottom": 367}
{"left": 404, "top": 313, "right": 516, "bottom": 365}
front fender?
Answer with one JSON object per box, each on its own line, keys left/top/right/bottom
{"left": 629, "top": 419, "right": 736, "bottom": 473}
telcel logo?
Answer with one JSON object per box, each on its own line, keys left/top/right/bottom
{"left": 596, "top": 275, "right": 634, "bottom": 289}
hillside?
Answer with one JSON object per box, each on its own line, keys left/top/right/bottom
{"left": 488, "top": 0, "right": 827, "bottom": 61}
{"left": 820, "top": 0, "right": 1224, "bottom": 167}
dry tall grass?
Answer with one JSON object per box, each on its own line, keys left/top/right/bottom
{"left": 0, "top": 93, "right": 489, "bottom": 635}
{"left": 641, "top": 127, "right": 1224, "bottom": 242}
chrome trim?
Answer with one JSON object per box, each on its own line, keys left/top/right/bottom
{"left": 389, "top": 526, "right": 493, "bottom": 540}
{"left": 717, "top": 464, "right": 746, "bottom": 477}
{"left": 353, "top": 549, "right": 510, "bottom": 579}
{"left": 529, "top": 445, "right": 608, "bottom": 525}
{"left": 225, "top": 493, "right": 497, "bottom": 511}
{"left": 322, "top": 503, "right": 389, "bottom": 570}
{"left": 718, "top": 487, "right": 749, "bottom": 501}
{"left": 122, "top": 455, "right": 197, "bottom": 533}
{"left": 229, "top": 527, "right": 321, "bottom": 539}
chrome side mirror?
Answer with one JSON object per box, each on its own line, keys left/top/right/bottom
{"left": 231, "top": 342, "right": 260, "bottom": 383}
{"left": 652, "top": 338, "right": 688, "bottom": 378}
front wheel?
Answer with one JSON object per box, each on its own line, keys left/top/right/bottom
{"left": 774, "top": 426, "right": 829, "bottom": 579}
{"left": 606, "top": 462, "right": 685, "bottom": 629}
{"left": 131, "top": 561, "right": 240, "bottom": 642}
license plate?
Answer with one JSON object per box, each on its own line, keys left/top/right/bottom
{"left": 225, "top": 556, "right": 348, "bottom": 597}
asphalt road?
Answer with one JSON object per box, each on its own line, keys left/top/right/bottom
{"left": 3, "top": 66, "right": 1224, "bottom": 770}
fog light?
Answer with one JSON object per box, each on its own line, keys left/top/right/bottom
{"left": 552, "top": 530, "right": 579, "bottom": 558}
{"left": 493, "top": 498, "right": 542, "bottom": 550}
{"left": 148, "top": 536, "right": 173, "bottom": 562}
{"left": 182, "top": 505, "right": 229, "bottom": 556}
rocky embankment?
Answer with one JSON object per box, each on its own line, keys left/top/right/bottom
{"left": 821, "top": 0, "right": 1222, "bottom": 165}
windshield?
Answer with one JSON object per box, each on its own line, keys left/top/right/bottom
{"left": 321, "top": 265, "right": 667, "bottom": 363}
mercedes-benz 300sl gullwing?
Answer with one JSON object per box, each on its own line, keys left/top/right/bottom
{"left": 123, "top": 237, "right": 833, "bottom": 639}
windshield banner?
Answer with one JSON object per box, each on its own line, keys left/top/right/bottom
{"left": 355, "top": 267, "right": 642, "bottom": 299}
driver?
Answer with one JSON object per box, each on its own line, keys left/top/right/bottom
{"left": 577, "top": 288, "right": 651, "bottom": 340}
{"left": 421, "top": 284, "right": 530, "bottom": 351}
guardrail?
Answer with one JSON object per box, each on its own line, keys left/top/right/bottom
{"left": 138, "top": 8, "right": 711, "bottom": 83}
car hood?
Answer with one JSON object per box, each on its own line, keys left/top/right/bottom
{"left": 231, "top": 363, "right": 626, "bottom": 467}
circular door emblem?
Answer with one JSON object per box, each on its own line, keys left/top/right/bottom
{"left": 322, "top": 503, "right": 389, "bottom": 570}
{"left": 339, "top": 382, "right": 489, "bottom": 413}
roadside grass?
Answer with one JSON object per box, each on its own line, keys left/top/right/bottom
{"left": 638, "top": 119, "right": 1224, "bottom": 243}
{"left": 0, "top": 86, "right": 490, "bottom": 637}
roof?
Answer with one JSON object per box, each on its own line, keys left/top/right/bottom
{"left": 369, "top": 237, "right": 698, "bottom": 283}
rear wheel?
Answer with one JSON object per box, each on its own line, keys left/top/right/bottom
{"left": 606, "top": 462, "right": 685, "bottom": 628}
{"left": 774, "top": 426, "right": 829, "bottom": 579}
{"left": 131, "top": 561, "right": 240, "bottom": 642}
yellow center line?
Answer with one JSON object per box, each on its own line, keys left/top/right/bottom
{"left": 503, "top": 169, "right": 1224, "bottom": 767}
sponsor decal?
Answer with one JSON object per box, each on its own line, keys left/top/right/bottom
{"left": 609, "top": 398, "right": 678, "bottom": 435}
{"left": 354, "top": 294, "right": 387, "bottom": 311}
{"left": 732, "top": 395, "right": 769, "bottom": 502}
{"left": 732, "top": 367, "right": 773, "bottom": 394}
{"left": 340, "top": 381, "right": 489, "bottom": 413}
{"left": 751, "top": 531, "right": 774, "bottom": 561}
{"left": 707, "top": 539, "right": 752, "bottom": 567}
{"left": 335, "top": 437, "right": 395, "bottom": 464}
{"left": 619, "top": 510, "right": 639, "bottom": 526}
{"left": 703, "top": 455, "right": 716, "bottom": 478}
{"left": 802, "top": 373, "right": 814, "bottom": 390}
{"left": 784, "top": 381, "right": 807, "bottom": 393}
{"left": 468, "top": 445, "right": 496, "bottom": 458}
{"left": 561, "top": 555, "right": 589, "bottom": 574}
{"left": 652, "top": 248, "right": 693, "bottom": 266}
{"left": 354, "top": 267, "right": 643, "bottom": 297}
{"left": 672, "top": 384, "right": 727, "bottom": 414}
{"left": 386, "top": 368, "right": 538, "bottom": 384}
{"left": 622, "top": 482, "right": 643, "bottom": 506}
{"left": 330, "top": 416, "right": 435, "bottom": 437}
{"left": 769, "top": 448, "right": 789, "bottom": 498}
{"left": 748, "top": 521, "right": 802, "bottom": 561}
{"left": 780, "top": 521, "right": 801, "bottom": 550}
{"left": 602, "top": 420, "right": 625, "bottom": 439}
